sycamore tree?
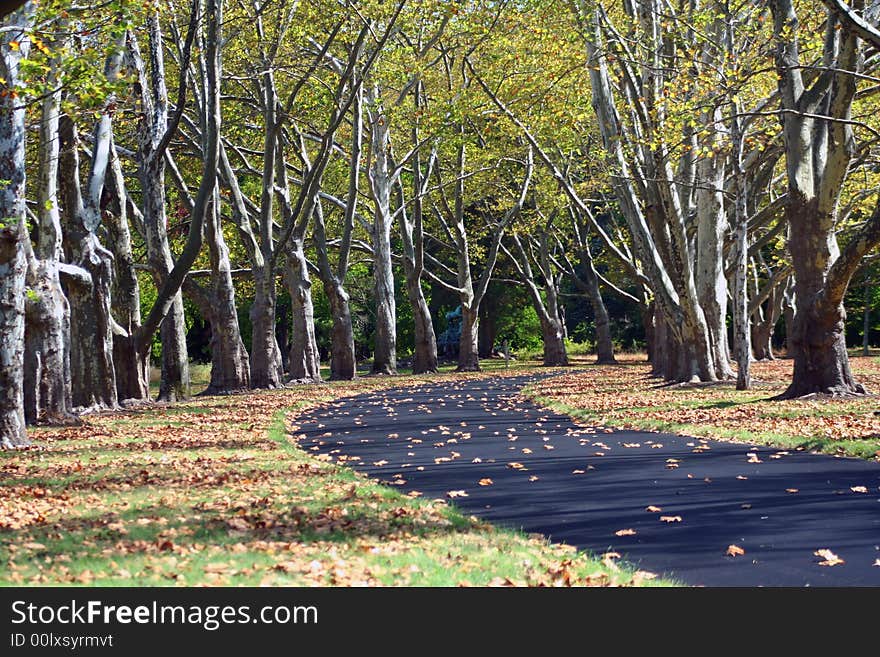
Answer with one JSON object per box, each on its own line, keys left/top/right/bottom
{"left": 768, "top": 0, "right": 880, "bottom": 397}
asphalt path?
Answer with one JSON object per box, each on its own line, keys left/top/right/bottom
{"left": 293, "top": 373, "right": 880, "bottom": 586}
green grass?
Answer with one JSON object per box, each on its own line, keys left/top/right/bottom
{"left": 2, "top": 365, "right": 671, "bottom": 587}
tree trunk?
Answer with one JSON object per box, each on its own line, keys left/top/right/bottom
{"left": 540, "top": 316, "right": 568, "bottom": 366}
{"left": 770, "top": 0, "right": 865, "bottom": 397}
{"left": 642, "top": 302, "right": 655, "bottom": 364}
{"left": 105, "top": 144, "right": 150, "bottom": 401}
{"left": 366, "top": 85, "right": 397, "bottom": 375}
{"left": 0, "top": 226, "right": 28, "bottom": 449}
{"left": 249, "top": 264, "right": 284, "bottom": 388}
{"left": 782, "top": 279, "right": 796, "bottom": 357}
{"left": 284, "top": 240, "right": 321, "bottom": 383}
{"left": 112, "top": 333, "right": 149, "bottom": 404}
{"left": 139, "top": 156, "right": 189, "bottom": 402}
{"left": 25, "top": 46, "right": 77, "bottom": 424}
{"left": 458, "top": 304, "right": 481, "bottom": 371}
{"left": 731, "top": 105, "right": 751, "bottom": 390}
{"left": 371, "top": 227, "right": 397, "bottom": 374}
{"left": 399, "top": 115, "right": 437, "bottom": 374}
{"left": 65, "top": 236, "right": 118, "bottom": 409}
{"left": 324, "top": 279, "right": 357, "bottom": 380}
{"left": 406, "top": 275, "right": 438, "bottom": 373}
{"left": 0, "top": 0, "right": 31, "bottom": 449}
{"left": 0, "top": 222, "right": 27, "bottom": 447}
{"left": 751, "top": 321, "right": 775, "bottom": 361}
{"left": 56, "top": 41, "right": 122, "bottom": 411}
{"left": 579, "top": 243, "right": 616, "bottom": 364}
{"left": 696, "top": 160, "right": 733, "bottom": 379}
{"left": 24, "top": 261, "right": 75, "bottom": 424}
{"left": 478, "top": 303, "right": 497, "bottom": 358}
{"left": 782, "top": 197, "right": 863, "bottom": 396}
{"left": 202, "top": 194, "right": 250, "bottom": 393}
{"left": 863, "top": 276, "right": 871, "bottom": 356}
{"left": 157, "top": 292, "right": 189, "bottom": 400}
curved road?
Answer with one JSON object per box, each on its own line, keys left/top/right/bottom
{"left": 294, "top": 373, "right": 880, "bottom": 586}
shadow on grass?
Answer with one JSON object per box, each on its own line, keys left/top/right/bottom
{"left": 0, "top": 489, "right": 470, "bottom": 563}
{"left": 39, "top": 438, "right": 277, "bottom": 459}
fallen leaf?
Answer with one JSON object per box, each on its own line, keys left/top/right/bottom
{"left": 528, "top": 475, "right": 539, "bottom": 482}
{"left": 645, "top": 506, "right": 662, "bottom": 513}
{"left": 22, "top": 542, "right": 46, "bottom": 551}
{"left": 507, "top": 462, "right": 525, "bottom": 470}
{"left": 478, "top": 478, "right": 494, "bottom": 486}
{"left": 814, "top": 549, "right": 845, "bottom": 566}
{"left": 615, "top": 528, "right": 637, "bottom": 536}
{"left": 204, "top": 563, "right": 231, "bottom": 574}
{"left": 446, "top": 490, "right": 468, "bottom": 498}
{"left": 726, "top": 544, "right": 745, "bottom": 557}
{"left": 786, "top": 488, "right": 798, "bottom": 494}
{"left": 601, "top": 551, "right": 621, "bottom": 571}
{"left": 659, "top": 516, "right": 682, "bottom": 523}
{"left": 226, "top": 517, "right": 249, "bottom": 531}
{"left": 851, "top": 486, "right": 868, "bottom": 493}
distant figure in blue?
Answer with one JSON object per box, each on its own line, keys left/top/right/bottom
{"left": 437, "top": 306, "right": 462, "bottom": 358}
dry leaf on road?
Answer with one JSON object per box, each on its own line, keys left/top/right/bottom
{"left": 814, "top": 549, "right": 845, "bottom": 566}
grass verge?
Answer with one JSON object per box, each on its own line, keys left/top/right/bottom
{"left": 523, "top": 354, "right": 880, "bottom": 461}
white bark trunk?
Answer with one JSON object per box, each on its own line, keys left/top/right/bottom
{"left": 0, "top": 9, "right": 30, "bottom": 445}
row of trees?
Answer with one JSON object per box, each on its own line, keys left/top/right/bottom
{"left": 3, "top": 0, "right": 880, "bottom": 448}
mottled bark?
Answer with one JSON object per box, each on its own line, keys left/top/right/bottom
{"left": 731, "top": 102, "right": 751, "bottom": 390}
{"left": 366, "top": 85, "right": 397, "bottom": 375}
{"left": 0, "top": 27, "right": 29, "bottom": 445}
{"left": 458, "top": 305, "right": 481, "bottom": 371}
{"left": 770, "top": 0, "right": 872, "bottom": 396}
{"left": 24, "top": 260, "right": 75, "bottom": 424}
{"left": 863, "top": 276, "right": 871, "bottom": 356}
{"left": 784, "top": 197, "right": 862, "bottom": 395}
{"left": 203, "top": 193, "right": 250, "bottom": 393}
{"left": 249, "top": 265, "right": 284, "bottom": 388}
{"left": 695, "top": 112, "right": 733, "bottom": 380}
{"left": 401, "top": 102, "right": 438, "bottom": 374}
{"left": 25, "top": 43, "right": 77, "bottom": 424}
{"left": 314, "top": 203, "right": 356, "bottom": 380}
{"left": 0, "top": 221, "right": 27, "bottom": 447}
{"left": 58, "top": 113, "right": 118, "bottom": 411}
{"left": 64, "top": 235, "right": 118, "bottom": 409}
{"left": 284, "top": 241, "right": 321, "bottom": 383}
{"left": 105, "top": 143, "right": 149, "bottom": 401}
{"left": 540, "top": 318, "right": 568, "bottom": 367}
{"left": 130, "top": 14, "right": 189, "bottom": 401}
